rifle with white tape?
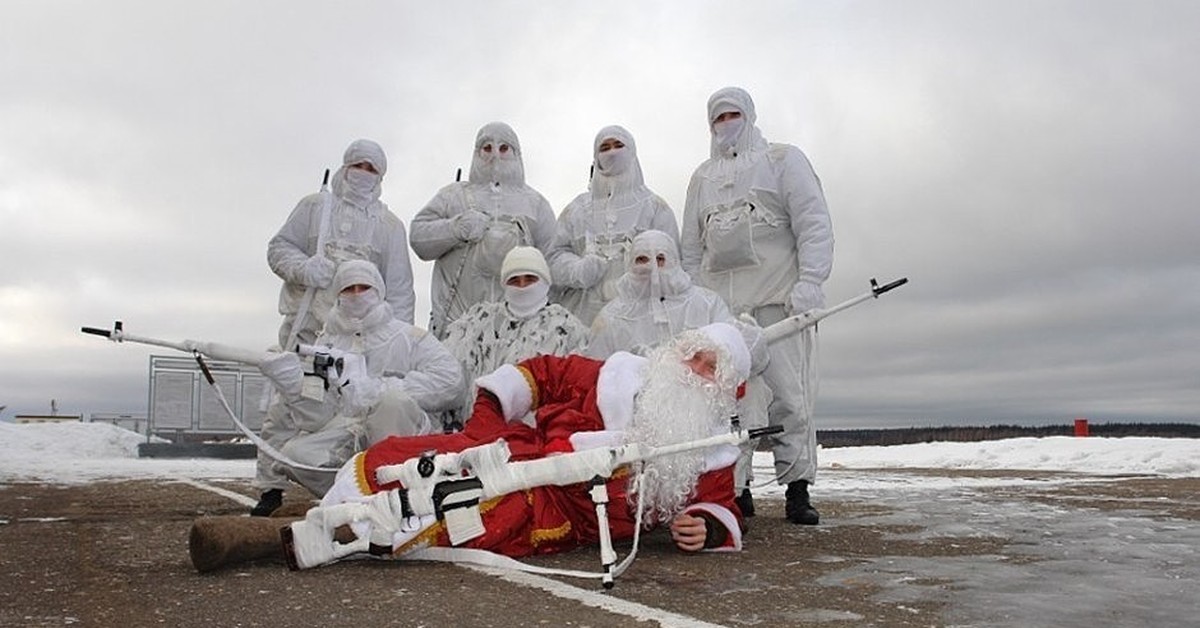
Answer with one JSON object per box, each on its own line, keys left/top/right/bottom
{"left": 282, "top": 424, "right": 784, "bottom": 587}
{"left": 762, "top": 276, "right": 908, "bottom": 344}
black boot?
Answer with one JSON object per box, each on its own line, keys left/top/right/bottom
{"left": 734, "top": 488, "right": 755, "bottom": 518}
{"left": 250, "top": 489, "right": 283, "bottom": 517}
{"left": 785, "top": 480, "right": 819, "bottom": 525}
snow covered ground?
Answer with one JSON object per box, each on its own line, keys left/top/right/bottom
{"left": 2, "top": 422, "right": 1198, "bottom": 627}
{"left": 1, "top": 421, "right": 1195, "bottom": 485}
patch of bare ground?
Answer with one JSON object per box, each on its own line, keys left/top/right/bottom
{"left": 3, "top": 474, "right": 1196, "bottom": 627}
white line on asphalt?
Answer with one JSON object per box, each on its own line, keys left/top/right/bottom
{"left": 464, "top": 564, "right": 729, "bottom": 628}
{"left": 175, "top": 477, "right": 257, "bottom": 507}
{"left": 186, "top": 477, "right": 728, "bottom": 628}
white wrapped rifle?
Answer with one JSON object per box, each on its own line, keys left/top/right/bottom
{"left": 81, "top": 321, "right": 271, "bottom": 366}
{"left": 80, "top": 323, "right": 360, "bottom": 389}
{"left": 763, "top": 276, "right": 908, "bottom": 344}
{"left": 282, "top": 425, "right": 784, "bottom": 587}
{"left": 80, "top": 322, "right": 339, "bottom": 474}
{"left": 282, "top": 168, "right": 334, "bottom": 351}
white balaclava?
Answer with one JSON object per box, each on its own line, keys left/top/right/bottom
{"left": 331, "top": 259, "right": 386, "bottom": 322}
{"left": 706, "top": 87, "right": 768, "bottom": 159}
{"left": 331, "top": 139, "right": 387, "bottom": 209}
{"left": 590, "top": 125, "right": 645, "bottom": 200}
{"left": 614, "top": 230, "right": 692, "bottom": 321}
{"left": 469, "top": 122, "right": 525, "bottom": 186}
{"left": 500, "top": 246, "right": 552, "bottom": 319}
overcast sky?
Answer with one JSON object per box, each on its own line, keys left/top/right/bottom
{"left": 2, "top": 1, "right": 1197, "bottom": 428}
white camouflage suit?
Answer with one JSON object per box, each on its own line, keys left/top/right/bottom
{"left": 680, "top": 87, "right": 834, "bottom": 488}
{"left": 255, "top": 260, "right": 463, "bottom": 497}
{"left": 586, "top": 230, "right": 733, "bottom": 359}
{"left": 548, "top": 125, "right": 680, "bottom": 326}
{"left": 268, "top": 139, "right": 416, "bottom": 350}
{"left": 586, "top": 229, "right": 770, "bottom": 489}
{"left": 409, "top": 123, "right": 557, "bottom": 339}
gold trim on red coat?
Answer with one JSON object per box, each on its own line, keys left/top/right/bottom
{"left": 517, "top": 364, "right": 538, "bottom": 410}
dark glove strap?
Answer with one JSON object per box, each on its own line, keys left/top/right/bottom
{"left": 695, "top": 512, "right": 729, "bottom": 549}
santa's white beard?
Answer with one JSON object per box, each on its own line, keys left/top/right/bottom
{"left": 623, "top": 351, "right": 733, "bottom": 524}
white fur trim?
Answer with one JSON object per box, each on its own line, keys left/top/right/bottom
{"left": 595, "top": 352, "right": 646, "bottom": 431}
{"left": 684, "top": 503, "right": 743, "bottom": 552}
{"left": 703, "top": 443, "right": 740, "bottom": 472}
{"left": 474, "top": 364, "right": 534, "bottom": 423}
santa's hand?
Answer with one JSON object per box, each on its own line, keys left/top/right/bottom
{"left": 300, "top": 255, "right": 336, "bottom": 288}
{"left": 340, "top": 375, "right": 383, "bottom": 416}
{"left": 259, "top": 351, "right": 303, "bottom": 400}
{"left": 453, "top": 209, "right": 489, "bottom": 242}
{"left": 788, "top": 280, "right": 825, "bottom": 314}
{"left": 669, "top": 513, "right": 708, "bottom": 553}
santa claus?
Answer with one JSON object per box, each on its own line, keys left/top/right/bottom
{"left": 191, "top": 322, "right": 755, "bottom": 573}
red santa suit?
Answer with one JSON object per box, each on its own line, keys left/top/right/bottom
{"left": 320, "top": 352, "right": 744, "bottom": 558}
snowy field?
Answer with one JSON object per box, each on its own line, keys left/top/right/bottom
{"left": 3, "top": 422, "right": 1198, "bottom": 627}
{"left": 1, "top": 421, "right": 1196, "bottom": 486}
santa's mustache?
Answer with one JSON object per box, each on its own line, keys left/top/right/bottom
{"left": 624, "top": 352, "right": 732, "bottom": 522}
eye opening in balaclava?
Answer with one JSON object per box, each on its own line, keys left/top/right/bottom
{"left": 332, "top": 259, "right": 386, "bottom": 321}
{"left": 705, "top": 87, "right": 764, "bottom": 159}
{"left": 470, "top": 122, "right": 524, "bottom": 186}
{"left": 333, "top": 139, "right": 387, "bottom": 208}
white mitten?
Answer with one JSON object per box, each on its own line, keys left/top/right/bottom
{"left": 577, "top": 254, "right": 608, "bottom": 287}
{"left": 259, "top": 352, "right": 304, "bottom": 400}
{"left": 300, "top": 255, "right": 336, "bottom": 288}
{"left": 452, "top": 210, "right": 489, "bottom": 242}
{"left": 332, "top": 351, "right": 368, "bottom": 389}
{"left": 733, "top": 317, "right": 770, "bottom": 376}
{"left": 340, "top": 375, "right": 383, "bottom": 416}
{"left": 789, "top": 281, "right": 826, "bottom": 314}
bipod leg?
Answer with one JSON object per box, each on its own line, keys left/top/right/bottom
{"left": 588, "top": 476, "right": 617, "bottom": 589}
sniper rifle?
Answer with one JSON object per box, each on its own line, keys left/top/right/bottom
{"left": 282, "top": 424, "right": 784, "bottom": 588}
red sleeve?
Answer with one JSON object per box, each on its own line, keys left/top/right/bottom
{"left": 515, "top": 354, "right": 604, "bottom": 411}
{"left": 682, "top": 466, "right": 744, "bottom": 551}
{"left": 691, "top": 467, "right": 739, "bottom": 517}
{"left": 461, "top": 389, "right": 507, "bottom": 440}
{"left": 363, "top": 355, "right": 606, "bottom": 493}
{"left": 516, "top": 354, "right": 606, "bottom": 448}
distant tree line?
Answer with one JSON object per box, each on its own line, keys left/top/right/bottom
{"left": 815, "top": 422, "right": 1200, "bottom": 449}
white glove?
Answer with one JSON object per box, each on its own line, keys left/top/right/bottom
{"left": 332, "top": 351, "right": 368, "bottom": 389}
{"left": 452, "top": 210, "right": 490, "bottom": 242}
{"left": 576, "top": 254, "right": 608, "bottom": 287}
{"left": 340, "top": 375, "right": 383, "bottom": 416}
{"left": 789, "top": 281, "right": 826, "bottom": 314}
{"left": 733, "top": 317, "right": 770, "bottom": 376}
{"left": 300, "top": 255, "right": 336, "bottom": 288}
{"left": 259, "top": 352, "right": 304, "bottom": 400}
